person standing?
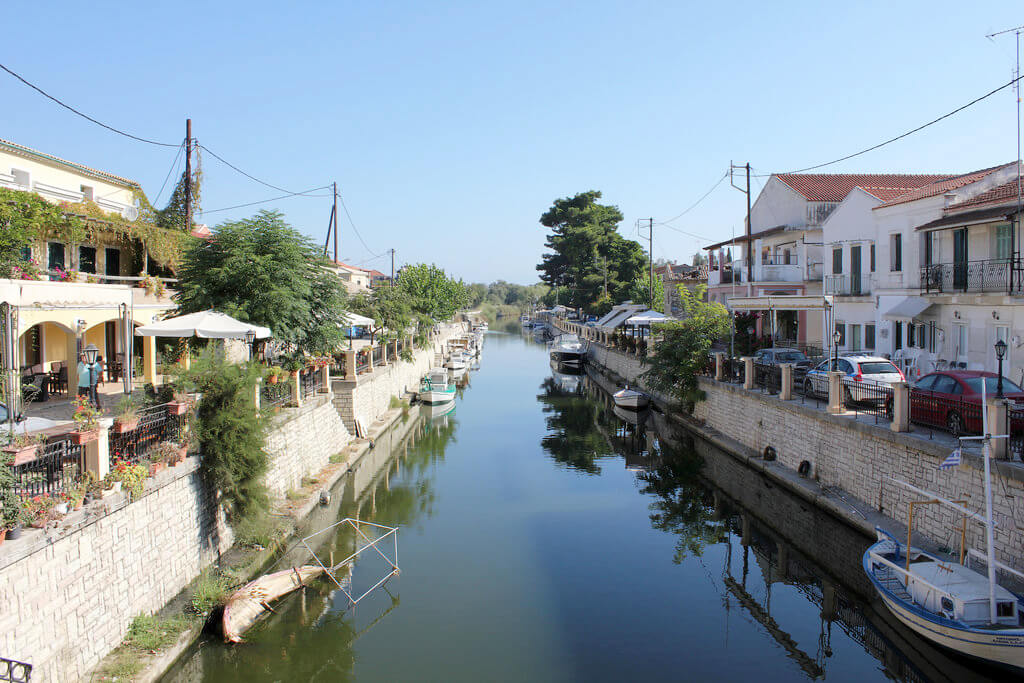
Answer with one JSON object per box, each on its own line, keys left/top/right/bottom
{"left": 76, "top": 353, "right": 93, "bottom": 401}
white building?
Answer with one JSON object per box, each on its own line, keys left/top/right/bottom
{"left": 327, "top": 261, "right": 372, "bottom": 293}
{"left": 818, "top": 162, "right": 1024, "bottom": 381}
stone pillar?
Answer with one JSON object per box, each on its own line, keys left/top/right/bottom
{"left": 989, "top": 398, "right": 1008, "bottom": 460}
{"left": 390, "top": 339, "right": 399, "bottom": 363}
{"left": 142, "top": 335, "right": 157, "bottom": 385}
{"left": 827, "top": 371, "right": 844, "bottom": 414}
{"left": 254, "top": 377, "right": 262, "bottom": 410}
{"left": 179, "top": 339, "right": 190, "bottom": 370}
{"left": 84, "top": 418, "right": 112, "bottom": 481}
{"left": 714, "top": 352, "right": 725, "bottom": 381}
{"left": 741, "top": 356, "right": 755, "bottom": 390}
{"left": 291, "top": 370, "right": 302, "bottom": 407}
{"left": 321, "top": 364, "right": 330, "bottom": 393}
{"left": 345, "top": 349, "right": 356, "bottom": 380}
{"left": 891, "top": 382, "right": 910, "bottom": 432}
{"left": 647, "top": 335, "right": 657, "bottom": 358}
{"left": 780, "top": 364, "right": 793, "bottom": 400}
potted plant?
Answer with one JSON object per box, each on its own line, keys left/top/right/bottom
{"left": 2, "top": 432, "right": 46, "bottom": 465}
{"left": 108, "top": 460, "right": 147, "bottom": 500}
{"left": 267, "top": 366, "right": 283, "bottom": 385}
{"left": 166, "top": 389, "right": 190, "bottom": 416}
{"left": 53, "top": 492, "right": 70, "bottom": 516}
{"left": 0, "top": 461, "right": 20, "bottom": 542}
{"left": 23, "top": 494, "right": 55, "bottom": 528}
{"left": 151, "top": 441, "right": 186, "bottom": 467}
{"left": 70, "top": 395, "right": 101, "bottom": 444}
{"left": 112, "top": 395, "right": 140, "bottom": 434}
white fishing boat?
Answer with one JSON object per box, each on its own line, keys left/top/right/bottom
{"left": 421, "top": 400, "right": 455, "bottom": 421}
{"left": 612, "top": 386, "right": 650, "bottom": 410}
{"left": 520, "top": 315, "right": 530, "bottom": 325}
{"left": 549, "top": 333, "right": 586, "bottom": 365}
{"left": 446, "top": 350, "right": 468, "bottom": 371}
{"left": 419, "top": 367, "right": 456, "bottom": 404}
{"left": 864, "top": 381, "right": 1024, "bottom": 671}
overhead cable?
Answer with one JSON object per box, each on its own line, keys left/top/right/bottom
{"left": 199, "top": 185, "right": 332, "bottom": 215}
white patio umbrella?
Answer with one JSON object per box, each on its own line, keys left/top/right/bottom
{"left": 135, "top": 310, "right": 272, "bottom": 339}
{"left": 624, "top": 310, "right": 674, "bottom": 326}
{"left": 339, "top": 311, "right": 375, "bottom": 327}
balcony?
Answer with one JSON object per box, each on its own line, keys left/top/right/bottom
{"left": 824, "top": 274, "right": 871, "bottom": 296}
{"left": 920, "top": 260, "right": 1023, "bottom": 295}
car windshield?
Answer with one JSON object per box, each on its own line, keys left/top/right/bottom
{"left": 964, "top": 377, "right": 1024, "bottom": 394}
{"left": 858, "top": 362, "right": 900, "bottom": 375}
{"left": 775, "top": 352, "right": 807, "bottom": 361}
{"left": 0, "top": 404, "right": 7, "bottom": 423}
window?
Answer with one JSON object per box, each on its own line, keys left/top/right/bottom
{"left": 894, "top": 321, "right": 903, "bottom": 351}
{"left": 995, "top": 223, "right": 1012, "bottom": 261}
{"left": 783, "top": 249, "right": 792, "bottom": 265}
{"left": 11, "top": 168, "right": 29, "bottom": 188}
{"left": 932, "top": 375, "right": 960, "bottom": 394}
{"left": 838, "top": 359, "right": 855, "bottom": 374}
{"left": 47, "top": 242, "right": 65, "bottom": 273}
{"left": 851, "top": 325, "right": 862, "bottom": 351}
{"left": 79, "top": 246, "right": 97, "bottom": 274}
{"left": 80, "top": 185, "right": 94, "bottom": 201}
{"left": 865, "top": 324, "right": 875, "bottom": 349}
{"left": 908, "top": 324, "right": 915, "bottom": 348}
{"left": 964, "top": 376, "right": 1024, "bottom": 394}
{"left": 915, "top": 375, "right": 937, "bottom": 390}
{"left": 835, "top": 323, "right": 846, "bottom": 347}
{"left": 923, "top": 232, "right": 935, "bottom": 266}
{"left": 940, "top": 597, "right": 954, "bottom": 614}
{"left": 19, "top": 246, "right": 31, "bottom": 262}
{"left": 832, "top": 248, "right": 843, "bottom": 274}
{"left": 858, "top": 361, "right": 901, "bottom": 375}
{"left": 953, "top": 323, "right": 968, "bottom": 356}
{"left": 998, "top": 602, "right": 1015, "bottom": 618}
{"left": 890, "top": 233, "right": 902, "bottom": 272}
{"left": 869, "top": 243, "right": 875, "bottom": 272}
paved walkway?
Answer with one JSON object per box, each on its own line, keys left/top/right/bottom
{"left": 23, "top": 381, "right": 154, "bottom": 424}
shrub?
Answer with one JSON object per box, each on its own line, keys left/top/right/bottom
{"left": 124, "top": 613, "right": 190, "bottom": 651}
{"left": 188, "top": 568, "right": 232, "bottom": 615}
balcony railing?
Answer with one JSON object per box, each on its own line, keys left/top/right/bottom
{"left": 759, "top": 263, "right": 803, "bottom": 282}
{"left": 920, "top": 260, "right": 1022, "bottom": 295}
{"left": 824, "top": 274, "right": 871, "bottom": 296}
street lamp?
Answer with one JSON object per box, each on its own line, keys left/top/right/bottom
{"left": 995, "top": 338, "right": 1007, "bottom": 398}
{"left": 245, "top": 329, "right": 257, "bottom": 361}
{"left": 82, "top": 343, "right": 100, "bottom": 407}
{"left": 832, "top": 329, "right": 841, "bottom": 371}
{"left": 82, "top": 343, "right": 99, "bottom": 365}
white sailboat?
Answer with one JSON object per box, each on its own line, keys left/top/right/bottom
{"left": 863, "top": 381, "right": 1024, "bottom": 671}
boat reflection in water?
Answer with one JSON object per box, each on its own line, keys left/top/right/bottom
{"left": 535, "top": 364, "right": 1002, "bottom": 683}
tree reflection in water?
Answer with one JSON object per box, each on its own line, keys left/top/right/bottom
{"left": 536, "top": 376, "right": 615, "bottom": 474}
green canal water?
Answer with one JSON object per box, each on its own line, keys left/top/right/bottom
{"left": 164, "top": 328, "right": 1002, "bottom": 682}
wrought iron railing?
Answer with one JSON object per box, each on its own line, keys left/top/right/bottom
{"left": 10, "top": 437, "right": 84, "bottom": 498}
{"left": 372, "top": 344, "right": 385, "bottom": 367}
{"left": 841, "top": 379, "right": 893, "bottom": 424}
{"left": 261, "top": 379, "right": 292, "bottom": 408}
{"left": 0, "top": 657, "right": 32, "bottom": 683}
{"left": 356, "top": 351, "right": 370, "bottom": 375}
{"left": 908, "top": 389, "right": 983, "bottom": 436}
{"left": 1007, "top": 404, "right": 1024, "bottom": 461}
{"left": 109, "top": 403, "right": 187, "bottom": 465}
{"left": 920, "top": 260, "right": 1021, "bottom": 294}
{"left": 753, "top": 362, "right": 782, "bottom": 394}
{"left": 299, "top": 367, "right": 324, "bottom": 399}
{"left": 824, "top": 274, "right": 870, "bottom": 296}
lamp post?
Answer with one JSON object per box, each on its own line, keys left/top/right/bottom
{"left": 245, "top": 329, "right": 257, "bottom": 362}
{"left": 832, "top": 329, "right": 841, "bottom": 371}
{"left": 995, "top": 339, "right": 1007, "bottom": 398}
{"left": 83, "top": 343, "right": 99, "bottom": 408}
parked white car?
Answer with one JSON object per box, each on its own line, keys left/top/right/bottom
{"left": 802, "top": 354, "right": 904, "bottom": 404}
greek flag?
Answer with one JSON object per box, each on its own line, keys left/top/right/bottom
{"left": 939, "top": 447, "right": 962, "bottom": 470}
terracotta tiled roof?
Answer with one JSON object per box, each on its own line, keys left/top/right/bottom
{"left": 874, "top": 163, "right": 1016, "bottom": 208}
{"left": 332, "top": 261, "right": 368, "bottom": 272}
{"left": 774, "top": 173, "right": 948, "bottom": 202}
{"left": 859, "top": 186, "right": 927, "bottom": 201}
{"left": 945, "top": 179, "right": 1024, "bottom": 213}
{"left": 0, "top": 137, "right": 141, "bottom": 188}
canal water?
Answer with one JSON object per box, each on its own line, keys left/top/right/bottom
{"left": 165, "top": 328, "right": 1003, "bottom": 682}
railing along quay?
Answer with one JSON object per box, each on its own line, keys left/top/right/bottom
{"left": 10, "top": 437, "right": 85, "bottom": 498}
{"left": 109, "top": 403, "right": 186, "bottom": 465}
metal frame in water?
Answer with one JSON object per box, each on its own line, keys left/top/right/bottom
{"left": 300, "top": 518, "right": 400, "bottom": 606}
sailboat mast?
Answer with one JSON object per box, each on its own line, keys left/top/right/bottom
{"left": 981, "top": 381, "right": 998, "bottom": 624}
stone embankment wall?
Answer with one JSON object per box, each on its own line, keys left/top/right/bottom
{"left": 264, "top": 395, "right": 352, "bottom": 499}
{"left": 574, "top": 326, "right": 1024, "bottom": 571}
{"left": 0, "top": 460, "right": 232, "bottom": 682}
{"left": 332, "top": 323, "right": 466, "bottom": 433}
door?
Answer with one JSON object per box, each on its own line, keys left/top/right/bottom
{"left": 47, "top": 242, "right": 65, "bottom": 279}
{"left": 105, "top": 248, "right": 120, "bottom": 283}
{"left": 851, "top": 246, "right": 862, "bottom": 295}
{"left": 953, "top": 228, "right": 968, "bottom": 291}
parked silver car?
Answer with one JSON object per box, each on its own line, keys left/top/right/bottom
{"left": 803, "top": 355, "right": 904, "bottom": 404}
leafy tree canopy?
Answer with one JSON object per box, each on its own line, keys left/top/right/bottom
{"left": 397, "top": 263, "right": 469, "bottom": 320}
{"left": 627, "top": 271, "right": 665, "bottom": 312}
{"left": 175, "top": 210, "right": 347, "bottom": 354}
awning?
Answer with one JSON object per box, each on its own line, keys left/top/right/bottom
{"left": 728, "top": 295, "right": 832, "bottom": 312}
{"left": 340, "top": 311, "right": 375, "bottom": 327}
{"left": 624, "top": 310, "right": 675, "bottom": 326}
{"left": 135, "top": 310, "right": 272, "bottom": 339}
{"left": 883, "top": 297, "right": 932, "bottom": 322}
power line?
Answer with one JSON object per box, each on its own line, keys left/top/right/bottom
{"left": 0, "top": 62, "right": 178, "bottom": 147}
{"left": 337, "top": 193, "right": 385, "bottom": 258}
{"left": 153, "top": 142, "right": 185, "bottom": 206}
{"left": 199, "top": 185, "right": 332, "bottom": 215}
{"left": 197, "top": 144, "right": 325, "bottom": 196}
{"left": 763, "top": 74, "right": 1024, "bottom": 176}
{"left": 658, "top": 170, "right": 729, "bottom": 224}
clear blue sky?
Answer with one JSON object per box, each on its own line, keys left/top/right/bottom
{"left": 4, "top": 1, "right": 1023, "bottom": 283}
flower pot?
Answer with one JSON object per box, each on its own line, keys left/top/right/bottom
{"left": 149, "top": 462, "right": 166, "bottom": 476}
{"left": 167, "top": 402, "right": 188, "bottom": 416}
{"left": 2, "top": 444, "right": 39, "bottom": 465}
{"left": 30, "top": 517, "right": 47, "bottom": 529}
{"left": 73, "top": 499, "right": 83, "bottom": 510}
{"left": 0, "top": 528, "right": 5, "bottom": 545}
{"left": 7, "top": 524, "right": 22, "bottom": 540}
{"left": 54, "top": 502, "right": 69, "bottom": 515}
{"left": 268, "top": 375, "right": 279, "bottom": 385}
{"left": 112, "top": 418, "right": 139, "bottom": 434}
{"left": 175, "top": 445, "right": 188, "bottom": 463}
{"left": 69, "top": 429, "right": 99, "bottom": 445}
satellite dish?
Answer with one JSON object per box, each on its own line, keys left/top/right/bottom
{"left": 124, "top": 205, "right": 139, "bottom": 221}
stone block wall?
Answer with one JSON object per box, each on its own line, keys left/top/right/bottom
{"left": 0, "top": 460, "right": 232, "bottom": 682}
{"left": 692, "top": 378, "right": 1024, "bottom": 569}
{"left": 264, "top": 395, "right": 353, "bottom": 499}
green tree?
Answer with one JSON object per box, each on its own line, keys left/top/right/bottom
{"left": 397, "top": 263, "right": 469, "bottom": 320}
{"left": 536, "top": 190, "right": 644, "bottom": 314}
{"left": 627, "top": 271, "right": 665, "bottom": 312}
{"left": 642, "top": 284, "right": 729, "bottom": 411}
{"left": 175, "top": 210, "right": 347, "bottom": 354}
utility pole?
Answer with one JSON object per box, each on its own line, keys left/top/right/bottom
{"left": 730, "top": 162, "right": 753, "bottom": 289}
{"left": 333, "top": 182, "right": 339, "bottom": 263}
{"left": 648, "top": 217, "right": 654, "bottom": 308}
{"left": 390, "top": 248, "right": 395, "bottom": 287}
{"left": 184, "top": 119, "right": 192, "bottom": 232}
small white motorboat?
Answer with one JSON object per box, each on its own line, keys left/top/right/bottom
{"left": 446, "top": 350, "right": 468, "bottom": 371}
{"left": 549, "top": 333, "right": 586, "bottom": 365}
{"left": 419, "top": 367, "right": 456, "bottom": 404}
{"left": 613, "top": 386, "right": 650, "bottom": 410}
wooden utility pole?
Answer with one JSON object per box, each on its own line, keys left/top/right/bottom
{"left": 184, "top": 119, "right": 192, "bottom": 231}
{"left": 746, "top": 163, "right": 752, "bottom": 286}
{"left": 648, "top": 217, "right": 654, "bottom": 307}
{"left": 390, "top": 248, "right": 395, "bottom": 286}
{"left": 333, "top": 182, "right": 338, "bottom": 263}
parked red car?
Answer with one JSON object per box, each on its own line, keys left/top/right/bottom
{"left": 910, "top": 371, "right": 1024, "bottom": 435}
